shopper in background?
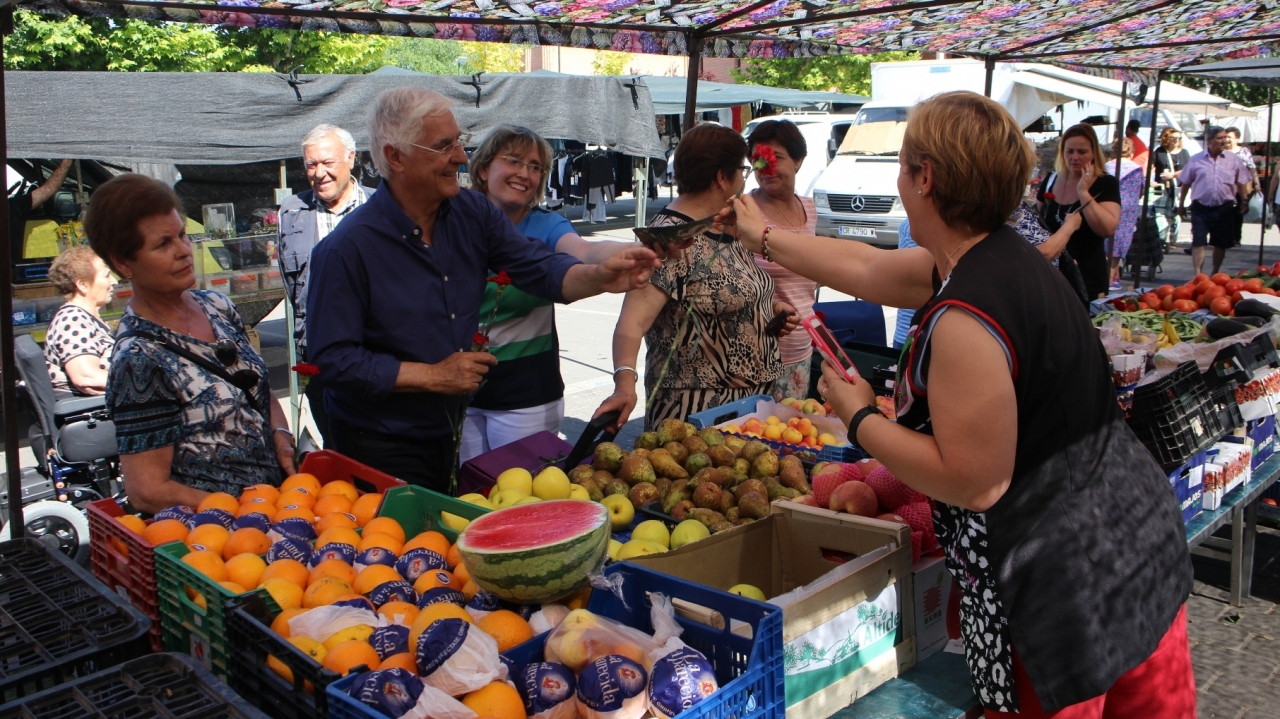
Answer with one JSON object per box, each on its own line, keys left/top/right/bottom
{"left": 594, "top": 122, "right": 795, "bottom": 431}
{"left": 1125, "top": 119, "right": 1149, "bottom": 169}
{"left": 1153, "top": 128, "right": 1190, "bottom": 249}
{"left": 306, "top": 88, "right": 657, "bottom": 491}
{"left": 1179, "top": 126, "right": 1251, "bottom": 276}
{"left": 1036, "top": 124, "right": 1121, "bottom": 299}
{"left": 1107, "top": 138, "right": 1145, "bottom": 290}
{"left": 9, "top": 159, "right": 73, "bottom": 268}
{"left": 461, "top": 125, "right": 639, "bottom": 462}
{"left": 746, "top": 119, "right": 817, "bottom": 400}
{"left": 44, "top": 245, "right": 116, "bottom": 396}
{"left": 1226, "top": 127, "right": 1259, "bottom": 248}
{"left": 278, "top": 123, "right": 371, "bottom": 444}
{"left": 88, "top": 174, "right": 294, "bottom": 512}
{"left": 722, "top": 90, "right": 1195, "bottom": 718}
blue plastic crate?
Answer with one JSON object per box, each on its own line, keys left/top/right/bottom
{"left": 688, "top": 394, "right": 865, "bottom": 463}
{"left": 687, "top": 394, "right": 775, "bottom": 430}
{"left": 327, "top": 563, "right": 784, "bottom": 719}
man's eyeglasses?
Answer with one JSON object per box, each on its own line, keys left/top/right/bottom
{"left": 499, "top": 156, "right": 545, "bottom": 176}
{"left": 410, "top": 133, "right": 473, "bottom": 155}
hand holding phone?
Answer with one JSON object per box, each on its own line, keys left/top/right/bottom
{"left": 802, "top": 314, "right": 860, "bottom": 383}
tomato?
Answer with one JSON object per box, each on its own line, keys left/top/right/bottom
{"left": 1163, "top": 294, "right": 1176, "bottom": 311}
{"left": 1225, "top": 279, "right": 1246, "bottom": 294}
{"left": 1245, "top": 278, "right": 1265, "bottom": 293}
{"left": 1212, "top": 272, "right": 1231, "bottom": 286}
{"left": 1271, "top": 262, "right": 1280, "bottom": 277}
{"left": 1264, "top": 288, "right": 1278, "bottom": 296}
{"left": 1196, "top": 280, "right": 1216, "bottom": 295}
{"left": 1193, "top": 273, "right": 1211, "bottom": 285}
{"left": 1173, "top": 286, "right": 1195, "bottom": 301}
{"left": 1155, "top": 284, "right": 1176, "bottom": 299}
{"left": 1232, "top": 291, "right": 1246, "bottom": 305}
{"left": 1173, "top": 299, "right": 1200, "bottom": 313}
{"left": 1203, "top": 286, "right": 1227, "bottom": 301}
{"left": 1141, "top": 292, "right": 1161, "bottom": 307}
{"left": 1210, "top": 297, "right": 1233, "bottom": 316}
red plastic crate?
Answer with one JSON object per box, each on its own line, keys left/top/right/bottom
{"left": 296, "top": 450, "right": 405, "bottom": 495}
{"left": 87, "top": 498, "right": 164, "bottom": 652}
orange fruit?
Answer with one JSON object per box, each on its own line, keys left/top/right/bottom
{"left": 239, "top": 484, "right": 281, "bottom": 505}
{"left": 377, "top": 601, "right": 419, "bottom": 626}
{"left": 268, "top": 636, "right": 325, "bottom": 684}
{"left": 316, "top": 526, "right": 361, "bottom": 551}
{"left": 412, "top": 569, "right": 461, "bottom": 595}
{"left": 226, "top": 553, "right": 267, "bottom": 590}
{"left": 273, "top": 506, "right": 316, "bottom": 524}
{"left": 185, "top": 586, "right": 208, "bottom": 610}
{"left": 353, "top": 565, "right": 403, "bottom": 595}
{"left": 198, "top": 492, "right": 239, "bottom": 515}
{"left": 461, "top": 580, "right": 480, "bottom": 600}
{"left": 270, "top": 607, "right": 307, "bottom": 638}
{"left": 117, "top": 514, "right": 146, "bottom": 535}
{"left": 262, "top": 578, "right": 304, "bottom": 611}
{"left": 452, "top": 560, "right": 470, "bottom": 586}
{"left": 408, "top": 602, "right": 473, "bottom": 649}
{"left": 143, "top": 518, "right": 188, "bottom": 545}
{"left": 309, "top": 559, "right": 357, "bottom": 588}
{"left": 276, "top": 488, "right": 316, "bottom": 510}
{"left": 357, "top": 532, "right": 404, "bottom": 555}
{"left": 322, "top": 640, "right": 380, "bottom": 676}
{"left": 314, "top": 512, "right": 358, "bottom": 534}
{"left": 477, "top": 610, "right": 533, "bottom": 652}
{"left": 402, "top": 531, "right": 450, "bottom": 558}
{"left": 317, "top": 480, "right": 358, "bottom": 504}
{"left": 313, "top": 494, "right": 353, "bottom": 518}
{"left": 282, "top": 473, "right": 321, "bottom": 494}
{"left": 378, "top": 652, "right": 417, "bottom": 673}
{"left": 462, "top": 681, "right": 525, "bottom": 719}
{"left": 304, "top": 576, "right": 353, "bottom": 608}
{"left": 331, "top": 594, "right": 375, "bottom": 611}
{"left": 445, "top": 543, "right": 462, "bottom": 569}
{"left": 237, "top": 499, "right": 277, "bottom": 521}
{"left": 185, "top": 524, "right": 230, "bottom": 556}
{"left": 182, "top": 550, "right": 228, "bottom": 582}
{"left": 223, "top": 528, "right": 271, "bottom": 559}
{"left": 219, "top": 581, "right": 247, "bottom": 594}
{"left": 262, "top": 558, "right": 310, "bottom": 588}
{"left": 350, "top": 494, "right": 382, "bottom": 526}
{"left": 363, "top": 517, "right": 406, "bottom": 543}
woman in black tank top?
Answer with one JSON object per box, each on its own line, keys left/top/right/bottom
{"left": 722, "top": 92, "right": 1194, "bottom": 716}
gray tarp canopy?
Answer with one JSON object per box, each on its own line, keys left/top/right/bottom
{"left": 612, "top": 75, "right": 867, "bottom": 115}
{"left": 6, "top": 70, "right": 664, "bottom": 164}
{"left": 1180, "top": 57, "right": 1280, "bottom": 89}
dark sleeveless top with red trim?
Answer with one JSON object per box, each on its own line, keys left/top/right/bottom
{"left": 893, "top": 225, "right": 1192, "bottom": 713}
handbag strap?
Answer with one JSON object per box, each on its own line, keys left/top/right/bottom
{"left": 116, "top": 328, "right": 271, "bottom": 422}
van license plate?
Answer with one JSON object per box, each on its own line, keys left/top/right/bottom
{"left": 839, "top": 226, "right": 876, "bottom": 238}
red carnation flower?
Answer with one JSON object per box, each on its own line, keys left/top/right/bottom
{"left": 472, "top": 333, "right": 489, "bottom": 349}
{"left": 1044, "top": 192, "right": 1056, "bottom": 201}
{"left": 291, "top": 363, "right": 320, "bottom": 376}
{"left": 751, "top": 145, "right": 778, "bottom": 177}
{"left": 488, "top": 270, "right": 512, "bottom": 286}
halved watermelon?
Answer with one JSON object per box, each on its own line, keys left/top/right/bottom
{"left": 456, "top": 500, "right": 609, "bottom": 604}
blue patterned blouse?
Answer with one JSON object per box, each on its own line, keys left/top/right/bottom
{"left": 106, "top": 290, "right": 281, "bottom": 494}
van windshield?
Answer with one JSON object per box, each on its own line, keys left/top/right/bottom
{"left": 838, "top": 107, "right": 909, "bottom": 156}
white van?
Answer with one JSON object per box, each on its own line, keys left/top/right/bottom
{"left": 742, "top": 113, "right": 855, "bottom": 198}
{"left": 811, "top": 102, "right": 909, "bottom": 246}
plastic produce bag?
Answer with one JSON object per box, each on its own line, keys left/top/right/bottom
{"left": 1149, "top": 317, "right": 1280, "bottom": 377}
{"left": 288, "top": 605, "right": 383, "bottom": 643}
{"left": 530, "top": 604, "right": 569, "bottom": 636}
{"left": 400, "top": 684, "right": 478, "bottom": 719}
{"left": 545, "top": 609, "right": 664, "bottom": 672}
{"left": 517, "top": 662, "right": 577, "bottom": 719}
{"left": 414, "top": 617, "right": 502, "bottom": 696}
{"left": 647, "top": 646, "right": 719, "bottom": 719}
{"left": 648, "top": 593, "right": 687, "bottom": 661}
{"left": 575, "top": 654, "right": 649, "bottom": 719}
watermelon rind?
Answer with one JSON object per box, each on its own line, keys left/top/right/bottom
{"left": 456, "top": 500, "right": 610, "bottom": 604}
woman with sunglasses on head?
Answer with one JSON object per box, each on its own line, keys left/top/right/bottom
{"left": 460, "top": 125, "right": 640, "bottom": 461}
{"left": 87, "top": 174, "right": 294, "bottom": 512}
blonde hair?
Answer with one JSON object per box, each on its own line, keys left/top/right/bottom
{"left": 470, "top": 125, "right": 553, "bottom": 211}
{"left": 1159, "top": 127, "right": 1183, "bottom": 150}
{"left": 901, "top": 91, "right": 1035, "bottom": 235}
{"left": 1055, "top": 124, "right": 1108, "bottom": 177}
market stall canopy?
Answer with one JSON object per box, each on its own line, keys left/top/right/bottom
{"left": 1208, "top": 105, "right": 1280, "bottom": 143}
{"left": 1009, "top": 64, "right": 1238, "bottom": 114}
{"left": 5, "top": 69, "right": 664, "bottom": 163}
{"left": 20, "top": 0, "right": 1280, "bottom": 79}
{"left": 1180, "top": 56, "right": 1280, "bottom": 88}
{"left": 628, "top": 75, "right": 867, "bottom": 114}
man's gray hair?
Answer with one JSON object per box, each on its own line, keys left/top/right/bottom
{"left": 366, "top": 88, "right": 454, "bottom": 177}
{"left": 1205, "top": 125, "right": 1226, "bottom": 141}
{"left": 301, "top": 124, "right": 356, "bottom": 156}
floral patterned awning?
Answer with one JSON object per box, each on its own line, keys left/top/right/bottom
{"left": 20, "top": 0, "right": 1280, "bottom": 77}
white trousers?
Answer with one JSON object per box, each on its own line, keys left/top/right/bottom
{"left": 459, "top": 398, "right": 566, "bottom": 464}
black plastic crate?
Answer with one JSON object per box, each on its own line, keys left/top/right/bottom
{"left": 1204, "top": 333, "right": 1280, "bottom": 389}
{"left": 0, "top": 538, "right": 151, "bottom": 703}
{"left": 1128, "top": 362, "right": 1218, "bottom": 470}
{"left": 0, "top": 652, "right": 268, "bottom": 718}
{"left": 1206, "top": 382, "right": 1245, "bottom": 440}
{"left": 842, "top": 341, "right": 901, "bottom": 396}
{"left": 226, "top": 592, "right": 341, "bottom": 719}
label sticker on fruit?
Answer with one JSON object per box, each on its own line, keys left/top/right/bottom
{"left": 781, "top": 584, "right": 899, "bottom": 705}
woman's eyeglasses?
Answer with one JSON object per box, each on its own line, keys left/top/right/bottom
{"left": 499, "top": 156, "right": 545, "bottom": 176}
{"left": 410, "top": 133, "right": 473, "bottom": 155}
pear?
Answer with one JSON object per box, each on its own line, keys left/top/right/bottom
{"left": 592, "top": 442, "right": 626, "bottom": 472}
{"left": 634, "top": 432, "right": 660, "bottom": 450}
{"left": 741, "top": 441, "right": 771, "bottom": 463}
{"left": 681, "top": 436, "right": 709, "bottom": 454}
{"left": 689, "top": 508, "right": 727, "bottom": 528}
{"left": 655, "top": 418, "right": 688, "bottom": 446}
{"left": 628, "top": 482, "right": 660, "bottom": 510}
{"left": 764, "top": 477, "right": 797, "bottom": 500}
{"left": 780, "top": 463, "right": 810, "bottom": 493}
{"left": 618, "top": 456, "right": 657, "bottom": 486}
{"left": 671, "top": 500, "right": 695, "bottom": 521}
{"left": 662, "top": 479, "right": 689, "bottom": 513}
{"left": 684, "top": 452, "right": 712, "bottom": 476}
{"left": 584, "top": 480, "right": 604, "bottom": 502}
{"left": 683, "top": 422, "right": 698, "bottom": 438}
{"left": 650, "top": 449, "right": 689, "bottom": 480}
{"left": 693, "top": 482, "right": 723, "bottom": 510}
{"left": 734, "top": 479, "right": 768, "bottom": 503}
{"left": 654, "top": 477, "right": 671, "bottom": 498}
{"left": 724, "top": 436, "right": 747, "bottom": 456}
{"left": 719, "top": 488, "right": 737, "bottom": 514}
{"left": 738, "top": 491, "right": 771, "bottom": 519}
{"left": 699, "top": 428, "right": 725, "bottom": 447}
{"left": 591, "top": 470, "right": 615, "bottom": 486}
{"left": 734, "top": 458, "right": 752, "bottom": 476}
{"left": 631, "top": 448, "right": 651, "bottom": 460}
{"left": 663, "top": 442, "right": 690, "bottom": 465}
{"left": 605, "top": 479, "right": 631, "bottom": 497}
{"left": 707, "top": 445, "right": 736, "bottom": 468}
{"left": 568, "top": 464, "right": 596, "bottom": 484}
{"left": 725, "top": 506, "right": 740, "bottom": 523}
{"left": 711, "top": 520, "right": 736, "bottom": 533}
{"left": 750, "top": 452, "right": 779, "bottom": 479}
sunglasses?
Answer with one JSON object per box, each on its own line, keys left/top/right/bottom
{"left": 215, "top": 339, "right": 262, "bottom": 391}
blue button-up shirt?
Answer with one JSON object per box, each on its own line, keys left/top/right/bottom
{"left": 306, "top": 183, "right": 581, "bottom": 439}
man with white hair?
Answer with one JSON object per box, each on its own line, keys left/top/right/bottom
{"left": 306, "top": 88, "right": 659, "bottom": 489}
{"left": 278, "top": 124, "right": 368, "bottom": 442}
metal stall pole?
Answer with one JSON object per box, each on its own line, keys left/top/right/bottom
{"left": 1261, "top": 86, "right": 1274, "bottom": 267}
{"left": 983, "top": 56, "right": 995, "bottom": 98}
{"left": 1135, "top": 72, "right": 1162, "bottom": 290}
{"left": 683, "top": 33, "right": 703, "bottom": 133}
{"left": 1112, "top": 82, "right": 1127, "bottom": 284}
{"left": 634, "top": 158, "right": 649, "bottom": 228}
{"left": 278, "top": 160, "right": 301, "bottom": 439}
{"left": 0, "top": 9, "right": 23, "bottom": 538}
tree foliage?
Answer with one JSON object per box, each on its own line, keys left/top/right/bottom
{"left": 592, "top": 50, "right": 629, "bottom": 76}
{"left": 1168, "top": 74, "right": 1271, "bottom": 108}
{"left": 731, "top": 52, "right": 918, "bottom": 96}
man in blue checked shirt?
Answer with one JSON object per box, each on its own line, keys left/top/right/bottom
{"left": 306, "top": 88, "right": 658, "bottom": 491}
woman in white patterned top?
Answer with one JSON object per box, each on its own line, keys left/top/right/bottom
{"left": 44, "top": 246, "right": 117, "bottom": 396}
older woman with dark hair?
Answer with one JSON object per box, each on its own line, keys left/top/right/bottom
{"left": 595, "top": 122, "right": 797, "bottom": 429}
{"left": 724, "top": 91, "right": 1194, "bottom": 717}
{"left": 87, "top": 174, "right": 294, "bottom": 512}
{"left": 44, "top": 245, "right": 116, "bottom": 396}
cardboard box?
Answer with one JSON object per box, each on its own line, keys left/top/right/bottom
{"left": 627, "top": 501, "right": 915, "bottom": 718}
{"left": 911, "top": 554, "right": 953, "bottom": 664}
{"left": 1168, "top": 452, "right": 1205, "bottom": 524}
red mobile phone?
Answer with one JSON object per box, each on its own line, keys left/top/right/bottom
{"left": 802, "top": 314, "right": 860, "bottom": 383}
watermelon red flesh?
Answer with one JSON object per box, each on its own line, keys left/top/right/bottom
{"left": 456, "top": 500, "right": 609, "bottom": 604}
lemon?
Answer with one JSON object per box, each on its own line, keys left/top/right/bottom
{"left": 323, "top": 624, "right": 375, "bottom": 651}
{"left": 495, "top": 468, "right": 533, "bottom": 497}
{"left": 532, "top": 467, "right": 571, "bottom": 500}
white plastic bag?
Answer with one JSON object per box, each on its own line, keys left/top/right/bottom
{"left": 401, "top": 683, "right": 479, "bottom": 719}
{"left": 288, "top": 606, "right": 383, "bottom": 643}
{"left": 545, "top": 609, "right": 664, "bottom": 672}
{"left": 647, "top": 593, "right": 686, "bottom": 661}
{"left": 530, "top": 604, "right": 569, "bottom": 636}
{"left": 415, "top": 617, "right": 502, "bottom": 696}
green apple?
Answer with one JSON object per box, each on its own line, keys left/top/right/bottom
{"left": 495, "top": 468, "right": 533, "bottom": 497}
{"left": 631, "top": 520, "right": 671, "bottom": 549}
{"left": 600, "top": 494, "right": 635, "bottom": 531}
{"left": 670, "top": 519, "right": 711, "bottom": 549}
{"left": 607, "top": 538, "right": 623, "bottom": 560}
{"left": 616, "top": 539, "right": 666, "bottom": 560}
{"left": 728, "top": 583, "right": 767, "bottom": 601}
